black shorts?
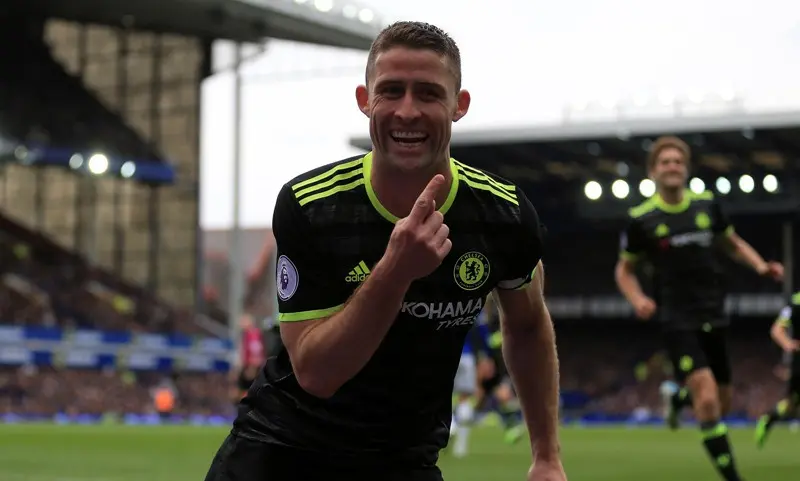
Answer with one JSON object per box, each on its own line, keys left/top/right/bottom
{"left": 203, "top": 433, "right": 443, "bottom": 481}
{"left": 664, "top": 326, "right": 731, "bottom": 385}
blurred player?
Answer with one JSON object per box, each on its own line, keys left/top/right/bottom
{"left": 203, "top": 21, "right": 563, "bottom": 481}
{"left": 151, "top": 374, "right": 178, "bottom": 423}
{"left": 476, "top": 294, "right": 524, "bottom": 444}
{"left": 615, "top": 135, "right": 782, "bottom": 481}
{"left": 229, "top": 313, "right": 265, "bottom": 403}
{"left": 755, "top": 291, "right": 800, "bottom": 448}
{"left": 772, "top": 363, "right": 799, "bottom": 431}
{"left": 448, "top": 323, "right": 490, "bottom": 458}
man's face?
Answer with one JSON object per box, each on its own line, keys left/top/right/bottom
{"left": 356, "top": 47, "right": 470, "bottom": 171}
{"left": 650, "top": 146, "right": 689, "bottom": 190}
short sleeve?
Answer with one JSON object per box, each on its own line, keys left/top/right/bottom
{"left": 496, "top": 188, "right": 543, "bottom": 290}
{"left": 619, "top": 218, "right": 647, "bottom": 262}
{"left": 272, "top": 184, "right": 348, "bottom": 322}
{"left": 710, "top": 197, "right": 734, "bottom": 237}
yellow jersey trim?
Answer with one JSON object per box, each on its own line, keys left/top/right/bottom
{"left": 362, "top": 151, "right": 460, "bottom": 224}
{"left": 278, "top": 304, "right": 345, "bottom": 323}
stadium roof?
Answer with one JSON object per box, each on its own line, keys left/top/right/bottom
{"left": 349, "top": 110, "right": 800, "bottom": 222}
{"left": 349, "top": 109, "right": 800, "bottom": 148}
{"left": 15, "top": 0, "right": 383, "bottom": 50}
{"left": 348, "top": 109, "right": 800, "bottom": 182}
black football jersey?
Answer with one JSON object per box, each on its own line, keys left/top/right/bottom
{"left": 620, "top": 191, "right": 733, "bottom": 329}
{"left": 236, "top": 152, "right": 543, "bottom": 468}
{"left": 776, "top": 292, "right": 800, "bottom": 338}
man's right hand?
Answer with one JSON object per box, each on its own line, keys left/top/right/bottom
{"left": 384, "top": 174, "right": 452, "bottom": 282}
{"left": 632, "top": 296, "right": 657, "bottom": 320}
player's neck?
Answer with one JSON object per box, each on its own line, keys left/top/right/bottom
{"left": 657, "top": 187, "right": 684, "bottom": 205}
{"left": 370, "top": 155, "right": 453, "bottom": 218}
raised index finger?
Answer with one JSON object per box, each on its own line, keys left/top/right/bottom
{"left": 408, "top": 174, "right": 446, "bottom": 221}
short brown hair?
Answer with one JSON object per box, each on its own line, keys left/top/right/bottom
{"left": 366, "top": 21, "right": 462, "bottom": 90}
{"left": 647, "top": 135, "right": 691, "bottom": 169}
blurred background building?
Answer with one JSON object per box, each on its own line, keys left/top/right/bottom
{"left": 0, "top": 0, "right": 383, "bottom": 419}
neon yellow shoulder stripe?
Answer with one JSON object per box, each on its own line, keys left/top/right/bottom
{"left": 294, "top": 168, "right": 363, "bottom": 200}
{"left": 297, "top": 178, "right": 365, "bottom": 206}
{"left": 291, "top": 157, "right": 366, "bottom": 206}
{"left": 291, "top": 157, "right": 363, "bottom": 191}
{"left": 457, "top": 168, "right": 519, "bottom": 205}
{"left": 453, "top": 160, "right": 515, "bottom": 192}
{"left": 452, "top": 160, "right": 518, "bottom": 205}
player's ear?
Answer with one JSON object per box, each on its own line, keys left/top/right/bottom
{"left": 355, "top": 85, "right": 370, "bottom": 117}
{"left": 452, "top": 89, "right": 471, "bottom": 122}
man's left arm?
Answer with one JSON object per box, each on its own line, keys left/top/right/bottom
{"left": 493, "top": 187, "right": 560, "bottom": 464}
{"left": 494, "top": 262, "right": 560, "bottom": 461}
{"left": 711, "top": 197, "right": 782, "bottom": 278}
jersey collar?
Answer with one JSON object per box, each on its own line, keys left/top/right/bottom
{"left": 362, "top": 151, "right": 460, "bottom": 224}
{"left": 653, "top": 191, "right": 691, "bottom": 213}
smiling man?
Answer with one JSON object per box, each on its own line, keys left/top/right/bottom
{"left": 615, "top": 135, "right": 783, "bottom": 481}
{"left": 202, "top": 21, "right": 565, "bottom": 481}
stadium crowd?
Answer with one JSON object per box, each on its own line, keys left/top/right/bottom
{"left": 0, "top": 300, "right": 786, "bottom": 421}
{"left": 0, "top": 365, "right": 229, "bottom": 418}
{"left": 0, "top": 200, "right": 790, "bottom": 421}
{"left": 0, "top": 213, "right": 203, "bottom": 335}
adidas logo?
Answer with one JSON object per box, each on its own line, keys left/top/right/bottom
{"left": 345, "top": 261, "right": 371, "bottom": 283}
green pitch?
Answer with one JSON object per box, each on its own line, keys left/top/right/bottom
{"left": 0, "top": 424, "right": 796, "bottom": 480}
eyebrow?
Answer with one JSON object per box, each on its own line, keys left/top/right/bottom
{"left": 375, "top": 79, "right": 447, "bottom": 92}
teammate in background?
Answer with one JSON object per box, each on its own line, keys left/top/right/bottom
{"left": 204, "top": 21, "right": 564, "bottom": 481}
{"left": 615, "top": 135, "right": 783, "bottom": 481}
{"left": 449, "top": 322, "right": 491, "bottom": 458}
{"left": 755, "top": 291, "right": 800, "bottom": 448}
{"left": 476, "top": 294, "right": 525, "bottom": 444}
{"left": 229, "top": 313, "right": 265, "bottom": 403}
{"left": 772, "top": 354, "right": 800, "bottom": 432}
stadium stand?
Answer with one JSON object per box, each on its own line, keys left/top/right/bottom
{"left": 0, "top": 321, "right": 786, "bottom": 420}
{"left": 0, "top": 1, "right": 382, "bottom": 426}
{"left": 0, "top": 25, "right": 161, "bottom": 166}
{"left": 0, "top": 365, "right": 230, "bottom": 420}
{"left": 0, "top": 212, "right": 200, "bottom": 334}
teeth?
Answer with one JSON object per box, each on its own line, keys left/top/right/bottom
{"left": 391, "top": 131, "right": 426, "bottom": 139}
